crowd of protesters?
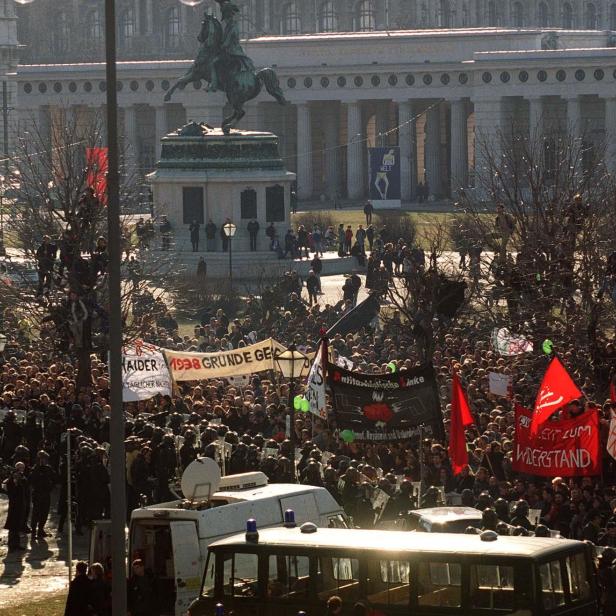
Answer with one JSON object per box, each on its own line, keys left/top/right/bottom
{"left": 3, "top": 213, "right": 616, "bottom": 614}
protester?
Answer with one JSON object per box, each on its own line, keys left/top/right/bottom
{"left": 64, "top": 561, "right": 92, "bottom": 616}
{"left": 189, "top": 220, "right": 200, "bottom": 252}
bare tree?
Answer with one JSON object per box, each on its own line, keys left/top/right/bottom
{"left": 1, "top": 109, "right": 152, "bottom": 390}
{"left": 455, "top": 126, "right": 616, "bottom": 388}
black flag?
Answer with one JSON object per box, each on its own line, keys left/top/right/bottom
{"left": 326, "top": 292, "right": 382, "bottom": 337}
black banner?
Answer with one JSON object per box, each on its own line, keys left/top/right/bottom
{"left": 327, "top": 363, "right": 444, "bottom": 442}
{"left": 326, "top": 292, "right": 382, "bottom": 337}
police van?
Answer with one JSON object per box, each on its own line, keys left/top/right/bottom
{"left": 89, "top": 458, "right": 346, "bottom": 616}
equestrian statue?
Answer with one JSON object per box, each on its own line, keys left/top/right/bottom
{"left": 164, "top": 0, "right": 287, "bottom": 134}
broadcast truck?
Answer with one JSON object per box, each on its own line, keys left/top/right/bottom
{"left": 89, "top": 458, "right": 347, "bottom": 616}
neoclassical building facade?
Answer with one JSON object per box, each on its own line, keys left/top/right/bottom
{"left": 11, "top": 2, "right": 616, "bottom": 202}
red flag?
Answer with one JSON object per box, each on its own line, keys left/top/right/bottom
{"left": 530, "top": 357, "right": 582, "bottom": 436}
{"left": 449, "top": 372, "right": 474, "bottom": 476}
{"left": 610, "top": 380, "right": 616, "bottom": 403}
{"left": 86, "top": 147, "right": 108, "bottom": 206}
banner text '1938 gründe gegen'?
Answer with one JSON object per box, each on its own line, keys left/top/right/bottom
{"left": 164, "top": 338, "right": 286, "bottom": 381}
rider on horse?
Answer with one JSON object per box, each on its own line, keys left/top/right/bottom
{"left": 208, "top": 0, "right": 255, "bottom": 92}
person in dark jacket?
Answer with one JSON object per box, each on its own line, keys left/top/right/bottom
{"left": 4, "top": 462, "right": 28, "bottom": 551}
{"left": 128, "top": 559, "right": 159, "bottom": 616}
{"left": 188, "top": 220, "right": 200, "bottom": 252}
{"left": 247, "top": 220, "right": 260, "bottom": 251}
{"left": 64, "top": 561, "right": 92, "bottom": 616}
{"left": 205, "top": 219, "right": 217, "bottom": 251}
{"left": 29, "top": 450, "right": 57, "bottom": 539}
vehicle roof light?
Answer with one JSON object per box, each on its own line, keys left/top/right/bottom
{"left": 284, "top": 509, "right": 296, "bottom": 528}
{"left": 246, "top": 518, "right": 259, "bottom": 543}
{"left": 480, "top": 530, "right": 498, "bottom": 542}
{"left": 300, "top": 522, "right": 317, "bottom": 534}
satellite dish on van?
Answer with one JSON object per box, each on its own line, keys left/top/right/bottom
{"left": 181, "top": 457, "right": 222, "bottom": 502}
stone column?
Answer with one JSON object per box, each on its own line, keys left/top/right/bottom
{"left": 154, "top": 105, "right": 167, "bottom": 160}
{"left": 450, "top": 99, "right": 468, "bottom": 197}
{"left": 123, "top": 105, "right": 139, "bottom": 178}
{"left": 98, "top": 106, "right": 107, "bottom": 146}
{"left": 264, "top": 0, "right": 271, "bottom": 31}
{"left": 528, "top": 96, "right": 543, "bottom": 142}
{"left": 37, "top": 106, "right": 51, "bottom": 151}
{"left": 296, "top": 102, "right": 313, "bottom": 200}
{"left": 566, "top": 96, "right": 583, "bottom": 143}
{"left": 424, "top": 104, "right": 441, "bottom": 198}
{"left": 605, "top": 97, "right": 616, "bottom": 175}
{"left": 346, "top": 101, "right": 364, "bottom": 200}
{"left": 397, "top": 100, "right": 416, "bottom": 202}
{"left": 324, "top": 104, "right": 340, "bottom": 199}
{"left": 473, "top": 98, "right": 504, "bottom": 195}
{"left": 146, "top": 0, "right": 154, "bottom": 34}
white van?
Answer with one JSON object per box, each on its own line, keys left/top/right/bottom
{"left": 90, "top": 458, "right": 346, "bottom": 616}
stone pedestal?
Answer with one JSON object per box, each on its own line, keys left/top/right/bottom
{"left": 148, "top": 124, "right": 295, "bottom": 260}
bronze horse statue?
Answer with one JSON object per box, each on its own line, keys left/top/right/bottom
{"left": 164, "top": 13, "right": 287, "bottom": 134}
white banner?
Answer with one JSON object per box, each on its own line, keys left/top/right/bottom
{"left": 306, "top": 342, "right": 327, "bottom": 420}
{"left": 491, "top": 328, "right": 534, "bottom": 356}
{"left": 164, "top": 338, "right": 286, "bottom": 381}
{"left": 122, "top": 343, "right": 172, "bottom": 402}
{"left": 608, "top": 412, "right": 616, "bottom": 461}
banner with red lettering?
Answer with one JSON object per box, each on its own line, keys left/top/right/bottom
{"left": 513, "top": 405, "right": 601, "bottom": 477}
{"left": 86, "top": 147, "right": 108, "bottom": 205}
{"left": 164, "top": 338, "right": 287, "bottom": 381}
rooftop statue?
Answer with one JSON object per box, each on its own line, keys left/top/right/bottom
{"left": 164, "top": 0, "right": 287, "bottom": 134}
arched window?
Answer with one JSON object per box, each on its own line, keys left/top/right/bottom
{"left": 512, "top": 1, "right": 524, "bottom": 27}
{"left": 356, "top": 0, "right": 375, "bottom": 31}
{"left": 611, "top": 3, "right": 616, "bottom": 29}
{"left": 238, "top": 4, "right": 251, "bottom": 38}
{"left": 562, "top": 2, "right": 574, "bottom": 29}
{"left": 119, "top": 8, "right": 136, "bottom": 47}
{"left": 164, "top": 7, "right": 181, "bottom": 49}
{"left": 52, "top": 11, "right": 69, "bottom": 53}
{"left": 438, "top": 0, "right": 452, "bottom": 27}
{"left": 585, "top": 3, "right": 597, "bottom": 29}
{"left": 538, "top": 2, "right": 549, "bottom": 27}
{"left": 86, "top": 9, "right": 103, "bottom": 43}
{"left": 487, "top": 1, "right": 498, "bottom": 26}
{"left": 319, "top": 1, "right": 337, "bottom": 32}
{"left": 281, "top": 2, "right": 301, "bottom": 35}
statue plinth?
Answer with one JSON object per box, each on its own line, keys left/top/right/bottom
{"left": 158, "top": 123, "right": 286, "bottom": 172}
{"left": 147, "top": 123, "right": 295, "bottom": 274}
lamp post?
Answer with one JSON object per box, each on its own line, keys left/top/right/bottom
{"left": 223, "top": 221, "right": 236, "bottom": 283}
{"left": 274, "top": 344, "right": 309, "bottom": 480}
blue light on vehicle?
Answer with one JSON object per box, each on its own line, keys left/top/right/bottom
{"left": 246, "top": 518, "right": 259, "bottom": 542}
{"left": 284, "top": 509, "right": 296, "bottom": 528}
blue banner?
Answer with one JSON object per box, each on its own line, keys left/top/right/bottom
{"left": 368, "top": 146, "right": 401, "bottom": 209}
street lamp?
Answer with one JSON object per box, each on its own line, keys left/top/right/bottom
{"left": 223, "top": 221, "right": 236, "bottom": 282}
{"left": 274, "top": 344, "right": 309, "bottom": 480}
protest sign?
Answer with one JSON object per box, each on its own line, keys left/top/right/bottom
{"left": 488, "top": 372, "right": 512, "bottom": 397}
{"left": 327, "top": 363, "right": 444, "bottom": 441}
{"left": 513, "top": 405, "right": 601, "bottom": 477}
{"left": 122, "top": 343, "right": 172, "bottom": 402}
{"left": 306, "top": 341, "right": 327, "bottom": 420}
{"left": 164, "top": 338, "right": 286, "bottom": 381}
{"left": 491, "top": 328, "right": 533, "bottom": 356}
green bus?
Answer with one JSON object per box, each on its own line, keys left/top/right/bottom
{"left": 187, "top": 518, "right": 598, "bottom": 616}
